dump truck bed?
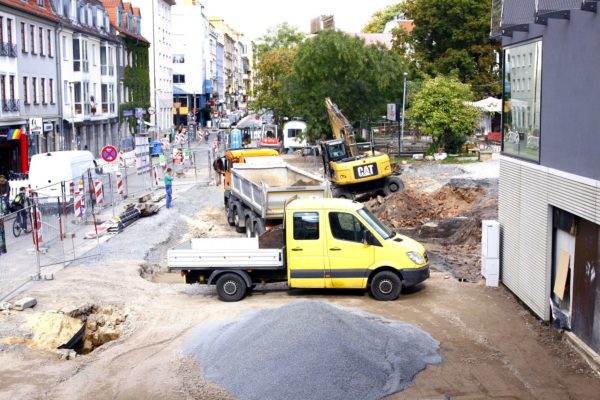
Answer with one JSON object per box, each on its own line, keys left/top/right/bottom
{"left": 230, "top": 160, "right": 329, "bottom": 220}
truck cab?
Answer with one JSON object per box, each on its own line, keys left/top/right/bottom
{"left": 285, "top": 198, "right": 429, "bottom": 299}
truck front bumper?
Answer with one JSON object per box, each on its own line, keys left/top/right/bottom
{"left": 400, "top": 265, "right": 430, "bottom": 287}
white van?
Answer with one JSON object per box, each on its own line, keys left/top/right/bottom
{"left": 29, "top": 151, "right": 96, "bottom": 201}
{"left": 283, "top": 120, "right": 307, "bottom": 150}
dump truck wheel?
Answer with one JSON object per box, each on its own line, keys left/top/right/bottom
{"left": 216, "top": 273, "right": 247, "bottom": 302}
{"left": 226, "top": 203, "right": 235, "bottom": 226}
{"left": 245, "top": 217, "right": 254, "bottom": 238}
{"left": 254, "top": 221, "right": 266, "bottom": 236}
{"left": 370, "top": 271, "right": 402, "bottom": 301}
{"left": 383, "top": 176, "right": 404, "bottom": 196}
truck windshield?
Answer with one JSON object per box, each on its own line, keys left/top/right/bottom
{"left": 357, "top": 208, "right": 394, "bottom": 240}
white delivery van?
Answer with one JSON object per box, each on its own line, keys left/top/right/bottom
{"left": 29, "top": 151, "right": 96, "bottom": 201}
{"left": 283, "top": 120, "right": 307, "bottom": 150}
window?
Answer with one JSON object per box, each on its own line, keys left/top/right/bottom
{"left": 49, "top": 78, "right": 54, "bottom": 104}
{"left": 101, "top": 83, "right": 108, "bottom": 113}
{"left": 63, "top": 80, "right": 69, "bottom": 104}
{"left": 73, "top": 82, "right": 81, "bottom": 113}
{"left": 173, "top": 74, "right": 185, "bottom": 83}
{"left": 41, "top": 78, "right": 46, "bottom": 104}
{"left": 62, "top": 35, "right": 67, "bottom": 59}
{"left": 0, "top": 18, "right": 3, "bottom": 44}
{"left": 173, "top": 54, "right": 185, "bottom": 63}
{"left": 7, "top": 18, "right": 12, "bottom": 45}
{"left": 100, "top": 45, "right": 106, "bottom": 75}
{"left": 21, "top": 22, "right": 26, "bottom": 53}
{"left": 47, "top": 29, "right": 52, "bottom": 57}
{"left": 83, "top": 82, "right": 89, "bottom": 114}
{"left": 0, "top": 75, "right": 5, "bottom": 103}
{"left": 39, "top": 27, "right": 44, "bottom": 56}
{"left": 9, "top": 75, "right": 14, "bottom": 100}
{"left": 287, "top": 129, "right": 302, "bottom": 138}
{"left": 117, "top": 6, "right": 123, "bottom": 29}
{"left": 108, "top": 47, "right": 114, "bottom": 75}
{"left": 32, "top": 77, "right": 38, "bottom": 104}
{"left": 73, "top": 38, "right": 80, "bottom": 71}
{"left": 293, "top": 212, "right": 319, "bottom": 240}
{"left": 23, "top": 77, "right": 29, "bottom": 104}
{"left": 82, "top": 40, "right": 88, "bottom": 72}
{"left": 358, "top": 208, "right": 392, "bottom": 240}
{"left": 329, "top": 212, "right": 368, "bottom": 243}
{"left": 37, "top": 0, "right": 44, "bottom": 6}
{"left": 503, "top": 40, "right": 542, "bottom": 162}
{"left": 92, "top": 44, "right": 96, "bottom": 65}
{"left": 109, "top": 84, "right": 114, "bottom": 113}
{"left": 30, "top": 25, "right": 35, "bottom": 54}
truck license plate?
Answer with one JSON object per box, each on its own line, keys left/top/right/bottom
{"left": 354, "top": 163, "right": 378, "bottom": 179}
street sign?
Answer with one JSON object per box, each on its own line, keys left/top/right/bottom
{"left": 101, "top": 145, "right": 118, "bottom": 163}
{"left": 123, "top": 109, "right": 133, "bottom": 117}
{"left": 148, "top": 107, "right": 156, "bottom": 115}
{"left": 387, "top": 104, "right": 399, "bottom": 121}
{"left": 104, "top": 163, "right": 119, "bottom": 173}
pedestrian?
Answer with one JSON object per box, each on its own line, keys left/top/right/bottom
{"left": 0, "top": 192, "right": 7, "bottom": 255}
{"left": 213, "top": 157, "right": 224, "bottom": 186}
{"left": 11, "top": 187, "right": 28, "bottom": 230}
{"left": 0, "top": 175, "right": 9, "bottom": 210}
{"left": 164, "top": 167, "right": 173, "bottom": 209}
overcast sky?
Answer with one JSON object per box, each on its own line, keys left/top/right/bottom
{"left": 200, "top": 0, "right": 397, "bottom": 40}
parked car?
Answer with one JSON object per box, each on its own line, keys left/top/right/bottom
{"left": 219, "top": 119, "right": 231, "bottom": 129}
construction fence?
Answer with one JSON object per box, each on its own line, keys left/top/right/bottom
{"left": 0, "top": 145, "right": 213, "bottom": 301}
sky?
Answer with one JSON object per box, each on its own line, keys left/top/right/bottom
{"left": 200, "top": 0, "right": 397, "bottom": 40}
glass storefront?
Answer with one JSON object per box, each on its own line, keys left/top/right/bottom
{"left": 503, "top": 40, "right": 542, "bottom": 162}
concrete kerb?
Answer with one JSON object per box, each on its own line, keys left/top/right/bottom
{"left": 566, "top": 332, "right": 600, "bottom": 374}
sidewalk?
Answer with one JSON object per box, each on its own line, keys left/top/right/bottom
{"left": 0, "top": 140, "right": 214, "bottom": 301}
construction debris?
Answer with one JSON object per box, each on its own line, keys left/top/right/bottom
{"left": 13, "top": 297, "right": 37, "bottom": 311}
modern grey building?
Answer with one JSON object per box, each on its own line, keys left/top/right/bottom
{"left": 493, "top": 0, "right": 600, "bottom": 354}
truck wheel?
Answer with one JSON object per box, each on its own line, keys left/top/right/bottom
{"left": 370, "top": 271, "right": 402, "bottom": 301}
{"left": 245, "top": 217, "right": 254, "bottom": 238}
{"left": 226, "top": 204, "right": 235, "bottom": 226}
{"left": 254, "top": 221, "right": 266, "bottom": 236}
{"left": 234, "top": 211, "right": 245, "bottom": 234}
{"left": 383, "top": 176, "right": 404, "bottom": 197}
{"left": 216, "top": 273, "right": 247, "bottom": 302}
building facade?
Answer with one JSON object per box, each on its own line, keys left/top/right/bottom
{"left": 494, "top": 0, "right": 600, "bottom": 354}
{"left": 128, "top": 0, "right": 174, "bottom": 135}
{"left": 51, "top": 0, "right": 120, "bottom": 157}
{"left": 0, "top": 0, "right": 60, "bottom": 176}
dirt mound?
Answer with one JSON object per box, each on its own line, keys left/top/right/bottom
{"left": 367, "top": 185, "right": 486, "bottom": 229}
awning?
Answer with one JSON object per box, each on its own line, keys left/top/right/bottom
{"left": 173, "top": 85, "right": 190, "bottom": 95}
{"left": 466, "top": 97, "right": 502, "bottom": 113}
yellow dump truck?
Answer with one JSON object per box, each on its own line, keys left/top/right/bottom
{"left": 168, "top": 198, "right": 429, "bottom": 302}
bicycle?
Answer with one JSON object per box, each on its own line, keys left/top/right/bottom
{"left": 12, "top": 209, "right": 32, "bottom": 237}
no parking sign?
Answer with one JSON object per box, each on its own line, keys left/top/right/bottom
{"left": 101, "top": 145, "right": 118, "bottom": 163}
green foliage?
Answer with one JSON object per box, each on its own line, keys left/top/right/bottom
{"left": 362, "top": 3, "right": 406, "bottom": 33}
{"left": 286, "top": 30, "right": 406, "bottom": 136}
{"left": 119, "top": 39, "right": 151, "bottom": 134}
{"left": 254, "top": 48, "right": 297, "bottom": 123}
{"left": 407, "top": 76, "right": 480, "bottom": 153}
{"left": 393, "top": 0, "right": 501, "bottom": 96}
{"left": 255, "top": 23, "right": 305, "bottom": 62}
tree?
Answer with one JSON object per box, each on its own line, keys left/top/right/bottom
{"left": 255, "top": 23, "right": 305, "bottom": 62}
{"left": 362, "top": 3, "right": 406, "bottom": 33}
{"left": 254, "top": 48, "right": 297, "bottom": 120}
{"left": 393, "top": 0, "right": 501, "bottom": 96}
{"left": 407, "top": 76, "right": 479, "bottom": 153}
{"left": 286, "top": 30, "right": 406, "bottom": 137}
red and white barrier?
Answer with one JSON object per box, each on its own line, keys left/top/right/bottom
{"left": 75, "top": 191, "right": 84, "bottom": 220}
{"left": 116, "top": 172, "right": 124, "bottom": 196}
{"left": 69, "top": 181, "right": 75, "bottom": 198}
{"left": 94, "top": 180, "right": 104, "bottom": 207}
{"left": 118, "top": 150, "right": 125, "bottom": 168}
{"left": 32, "top": 208, "right": 43, "bottom": 247}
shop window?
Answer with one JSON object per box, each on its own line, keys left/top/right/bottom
{"left": 503, "top": 40, "right": 542, "bottom": 162}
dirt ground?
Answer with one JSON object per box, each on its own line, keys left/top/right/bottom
{"left": 1, "top": 164, "right": 599, "bottom": 399}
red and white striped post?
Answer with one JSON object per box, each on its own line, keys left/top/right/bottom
{"left": 118, "top": 150, "right": 125, "bottom": 168}
{"left": 74, "top": 191, "right": 84, "bottom": 222}
{"left": 94, "top": 180, "right": 104, "bottom": 207}
{"left": 116, "top": 172, "right": 124, "bottom": 197}
{"left": 31, "top": 207, "right": 43, "bottom": 248}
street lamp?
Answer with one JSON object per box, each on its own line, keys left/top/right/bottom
{"left": 399, "top": 72, "right": 408, "bottom": 155}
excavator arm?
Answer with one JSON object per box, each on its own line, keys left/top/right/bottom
{"left": 325, "top": 98, "right": 358, "bottom": 158}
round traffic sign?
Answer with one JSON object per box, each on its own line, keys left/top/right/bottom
{"left": 101, "top": 145, "right": 118, "bottom": 163}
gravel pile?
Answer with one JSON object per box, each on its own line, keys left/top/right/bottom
{"left": 183, "top": 301, "right": 441, "bottom": 400}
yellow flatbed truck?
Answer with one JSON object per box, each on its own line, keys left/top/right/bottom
{"left": 168, "top": 198, "right": 429, "bottom": 302}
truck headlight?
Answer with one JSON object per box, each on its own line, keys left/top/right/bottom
{"left": 407, "top": 251, "right": 425, "bottom": 265}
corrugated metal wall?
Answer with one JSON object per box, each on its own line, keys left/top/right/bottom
{"left": 499, "top": 156, "right": 600, "bottom": 320}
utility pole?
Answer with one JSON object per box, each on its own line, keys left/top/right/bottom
{"left": 399, "top": 72, "right": 408, "bottom": 155}
{"left": 69, "top": 82, "right": 76, "bottom": 150}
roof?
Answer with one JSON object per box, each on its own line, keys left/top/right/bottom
{"left": 286, "top": 197, "right": 362, "bottom": 211}
{"left": 353, "top": 33, "right": 393, "bottom": 50}
{"left": 0, "top": 0, "right": 61, "bottom": 22}
{"left": 383, "top": 19, "right": 415, "bottom": 34}
{"left": 98, "top": 0, "right": 149, "bottom": 43}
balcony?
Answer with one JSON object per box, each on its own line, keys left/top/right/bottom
{"left": 0, "top": 43, "right": 18, "bottom": 58}
{"left": 2, "top": 99, "right": 20, "bottom": 113}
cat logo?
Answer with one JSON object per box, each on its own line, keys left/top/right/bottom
{"left": 354, "top": 163, "right": 377, "bottom": 178}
